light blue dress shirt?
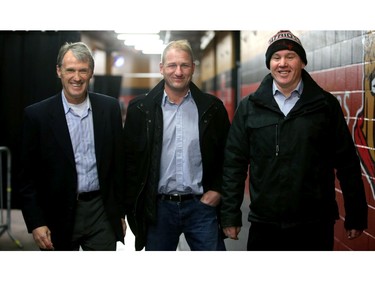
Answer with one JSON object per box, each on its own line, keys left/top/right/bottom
{"left": 273, "top": 80, "right": 304, "bottom": 116}
{"left": 62, "top": 92, "right": 99, "bottom": 193}
{"left": 158, "top": 91, "right": 203, "bottom": 195}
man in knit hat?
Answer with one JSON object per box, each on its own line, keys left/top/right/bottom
{"left": 220, "top": 30, "right": 368, "bottom": 250}
{"left": 265, "top": 30, "right": 307, "bottom": 69}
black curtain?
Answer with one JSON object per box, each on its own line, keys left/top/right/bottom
{"left": 0, "top": 31, "right": 80, "bottom": 208}
{"left": 93, "top": 75, "right": 122, "bottom": 99}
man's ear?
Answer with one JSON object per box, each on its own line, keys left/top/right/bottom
{"left": 56, "top": 65, "right": 61, "bottom": 78}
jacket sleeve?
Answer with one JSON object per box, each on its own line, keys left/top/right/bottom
{"left": 18, "top": 108, "right": 47, "bottom": 232}
{"left": 204, "top": 99, "right": 231, "bottom": 194}
{"left": 122, "top": 97, "right": 147, "bottom": 214}
{"left": 330, "top": 95, "right": 368, "bottom": 230}
{"left": 220, "top": 98, "right": 251, "bottom": 228}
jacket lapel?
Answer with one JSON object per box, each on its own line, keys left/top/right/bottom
{"left": 89, "top": 93, "right": 104, "bottom": 168}
{"left": 48, "top": 94, "right": 75, "bottom": 168}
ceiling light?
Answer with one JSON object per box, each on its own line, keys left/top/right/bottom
{"left": 117, "top": 32, "right": 165, "bottom": 54}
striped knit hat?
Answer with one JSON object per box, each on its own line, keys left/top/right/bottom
{"left": 265, "top": 30, "right": 307, "bottom": 69}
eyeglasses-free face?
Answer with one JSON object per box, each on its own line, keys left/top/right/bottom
{"left": 56, "top": 50, "right": 93, "bottom": 104}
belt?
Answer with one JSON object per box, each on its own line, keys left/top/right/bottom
{"left": 77, "top": 190, "right": 101, "bottom": 201}
{"left": 158, "top": 194, "right": 201, "bottom": 202}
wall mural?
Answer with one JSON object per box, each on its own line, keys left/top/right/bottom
{"left": 354, "top": 31, "right": 375, "bottom": 197}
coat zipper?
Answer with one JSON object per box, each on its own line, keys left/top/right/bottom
{"left": 275, "top": 123, "right": 279, "bottom": 156}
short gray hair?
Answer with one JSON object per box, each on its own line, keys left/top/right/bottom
{"left": 56, "top": 42, "right": 95, "bottom": 71}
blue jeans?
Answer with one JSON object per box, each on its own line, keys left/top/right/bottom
{"left": 146, "top": 196, "right": 226, "bottom": 251}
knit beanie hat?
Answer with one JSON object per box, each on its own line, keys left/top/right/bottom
{"left": 265, "top": 30, "right": 307, "bottom": 69}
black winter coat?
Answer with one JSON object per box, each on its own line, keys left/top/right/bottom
{"left": 123, "top": 80, "right": 230, "bottom": 250}
{"left": 220, "top": 70, "right": 368, "bottom": 231}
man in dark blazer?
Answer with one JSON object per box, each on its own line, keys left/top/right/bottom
{"left": 19, "top": 42, "right": 126, "bottom": 250}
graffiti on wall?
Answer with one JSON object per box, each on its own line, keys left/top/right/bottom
{"left": 353, "top": 31, "right": 375, "bottom": 196}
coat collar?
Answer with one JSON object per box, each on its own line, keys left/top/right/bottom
{"left": 144, "top": 79, "right": 214, "bottom": 117}
{"left": 249, "top": 69, "right": 328, "bottom": 114}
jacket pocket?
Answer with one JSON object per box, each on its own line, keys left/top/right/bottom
{"left": 246, "top": 116, "right": 279, "bottom": 158}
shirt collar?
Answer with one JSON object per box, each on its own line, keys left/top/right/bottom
{"left": 162, "top": 90, "right": 191, "bottom": 106}
{"left": 273, "top": 79, "right": 303, "bottom": 97}
{"left": 61, "top": 91, "right": 91, "bottom": 114}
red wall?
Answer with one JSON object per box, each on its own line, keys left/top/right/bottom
{"left": 312, "top": 66, "right": 374, "bottom": 250}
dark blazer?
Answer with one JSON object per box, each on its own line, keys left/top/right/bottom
{"left": 19, "top": 92, "right": 125, "bottom": 249}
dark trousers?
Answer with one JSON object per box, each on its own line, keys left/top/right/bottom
{"left": 70, "top": 195, "right": 117, "bottom": 251}
{"left": 247, "top": 220, "right": 335, "bottom": 251}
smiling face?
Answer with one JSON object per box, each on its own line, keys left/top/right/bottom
{"left": 160, "top": 47, "right": 195, "bottom": 95}
{"left": 56, "top": 50, "right": 93, "bottom": 104}
{"left": 270, "top": 49, "right": 305, "bottom": 96}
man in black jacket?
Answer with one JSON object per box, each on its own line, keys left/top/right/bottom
{"left": 220, "top": 30, "right": 368, "bottom": 250}
{"left": 123, "top": 40, "right": 230, "bottom": 251}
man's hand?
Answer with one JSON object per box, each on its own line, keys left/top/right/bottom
{"left": 223, "top": 226, "right": 241, "bottom": 240}
{"left": 121, "top": 218, "right": 127, "bottom": 237}
{"left": 32, "top": 226, "right": 54, "bottom": 250}
{"left": 346, "top": 229, "right": 363, "bottom": 240}
{"left": 200, "top": 190, "right": 221, "bottom": 207}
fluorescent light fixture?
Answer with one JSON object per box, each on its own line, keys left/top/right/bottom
{"left": 200, "top": 31, "right": 215, "bottom": 50}
{"left": 114, "top": 30, "right": 160, "bottom": 34}
{"left": 141, "top": 46, "right": 166, "bottom": 54}
{"left": 118, "top": 34, "right": 160, "bottom": 43}
{"left": 117, "top": 32, "right": 165, "bottom": 54}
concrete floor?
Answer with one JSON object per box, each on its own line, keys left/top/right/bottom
{"left": 0, "top": 208, "right": 39, "bottom": 251}
{"left": 0, "top": 194, "right": 250, "bottom": 251}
